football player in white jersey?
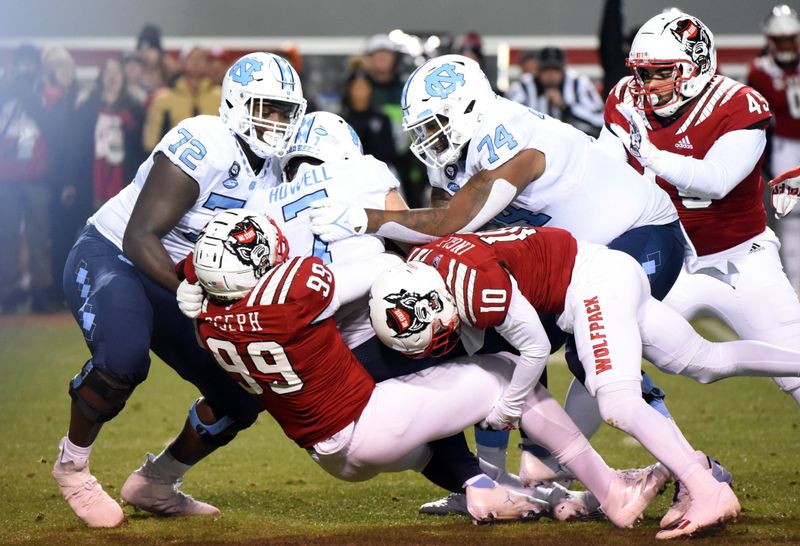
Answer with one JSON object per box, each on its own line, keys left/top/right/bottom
{"left": 55, "top": 52, "right": 306, "bottom": 527}
{"left": 308, "top": 54, "right": 695, "bottom": 505}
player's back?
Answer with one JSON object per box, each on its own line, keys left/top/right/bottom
{"left": 196, "top": 256, "right": 375, "bottom": 448}
{"left": 410, "top": 226, "right": 578, "bottom": 328}
{"left": 605, "top": 75, "right": 772, "bottom": 255}
{"left": 248, "top": 154, "right": 400, "bottom": 348}
{"left": 91, "top": 115, "right": 279, "bottom": 262}
{"left": 433, "top": 96, "right": 677, "bottom": 244}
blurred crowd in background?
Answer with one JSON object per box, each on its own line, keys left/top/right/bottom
{"left": 0, "top": 0, "right": 795, "bottom": 314}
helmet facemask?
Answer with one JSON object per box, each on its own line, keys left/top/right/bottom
{"left": 627, "top": 59, "right": 698, "bottom": 116}
{"left": 240, "top": 97, "right": 304, "bottom": 158}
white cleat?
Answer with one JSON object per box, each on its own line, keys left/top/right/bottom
{"left": 53, "top": 460, "right": 125, "bottom": 528}
{"left": 552, "top": 489, "right": 602, "bottom": 522}
{"left": 419, "top": 492, "right": 469, "bottom": 516}
{"left": 518, "top": 450, "right": 574, "bottom": 486}
{"left": 660, "top": 453, "right": 733, "bottom": 529}
{"left": 121, "top": 453, "right": 220, "bottom": 516}
{"left": 655, "top": 482, "right": 740, "bottom": 540}
{"left": 601, "top": 463, "right": 671, "bottom": 529}
{"left": 466, "top": 480, "right": 548, "bottom": 524}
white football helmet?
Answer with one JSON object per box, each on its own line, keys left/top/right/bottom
{"left": 764, "top": 5, "right": 800, "bottom": 65}
{"left": 401, "top": 54, "right": 495, "bottom": 169}
{"left": 194, "top": 208, "right": 289, "bottom": 301}
{"left": 369, "top": 262, "right": 461, "bottom": 358}
{"left": 279, "top": 111, "right": 364, "bottom": 182}
{"left": 627, "top": 12, "right": 716, "bottom": 116}
{"left": 219, "top": 52, "right": 307, "bottom": 158}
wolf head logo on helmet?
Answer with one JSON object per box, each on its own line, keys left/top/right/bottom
{"left": 383, "top": 289, "right": 445, "bottom": 339}
{"left": 670, "top": 18, "right": 713, "bottom": 76}
{"left": 223, "top": 216, "right": 272, "bottom": 279}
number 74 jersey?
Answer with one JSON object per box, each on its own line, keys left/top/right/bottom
{"left": 196, "top": 256, "right": 375, "bottom": 448}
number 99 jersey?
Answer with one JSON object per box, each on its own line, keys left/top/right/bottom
{"left": 605, "top": 75, "right": 773, "bottom": 256}
{"left": 196, "top": 256, "right": 375, "bottom": 448}
{"left": 90, "top": 115, "right": 281, "bottom": 262}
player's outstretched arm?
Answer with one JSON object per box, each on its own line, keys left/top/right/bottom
{"left": 310, "top": 149, "right": 545, "bottom": 244}
{"left": 123, "top": 153, "right": 199, "bottom": 293}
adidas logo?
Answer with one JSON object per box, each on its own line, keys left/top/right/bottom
{"left": 749, "top": 242, "right": 765, "bottom": 254}
{"left": 675, "top": 136, "right": 693, "bottom": 150}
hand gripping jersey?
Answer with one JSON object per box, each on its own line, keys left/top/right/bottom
{"left": 605, "top": 75, "right": 773, "bottom": 256}
{"left": 196, "top": 256, "right": 375, "bottom": 448}
{"left": 428, "top": 96, "right": 677, "bottom": 245}
{"left": 90, "top": 115, "right": 281, "bottom": 262}
{"left": 409, "top": 226, "right": 578, "bottom": 327}
{"left": 748, "top": 55, "right": 800, "bottom": 139}
{"left": 246, "top": 154, "right": 400, "bottom": 348}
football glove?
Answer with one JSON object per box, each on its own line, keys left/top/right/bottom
{"left": 309, "top": 197, "right": 368, "bottom": 243}
{"left": 480, "top": 402, "right": 520, "bottom": 432}
{"left": 609, "top": 103, "right": 658, "bottom": 169}
{"left": 177, "top": 279, "right": 204, "bottom": 319}
{"left": 769, "top": 166, "right": 800, "bottom": 219}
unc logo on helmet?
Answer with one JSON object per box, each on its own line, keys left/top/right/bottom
{"left": 228, "top": 57, "right": 263, "bottom": 86}
{"left": 424, "top": 64, "right": 466, "bottom": 99}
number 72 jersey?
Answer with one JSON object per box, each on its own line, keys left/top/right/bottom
{"left": 196, "top": 256, "right": 375, "bottom": 449}
{"left": 605, "top": 74, "right": 773, "bottom": 256}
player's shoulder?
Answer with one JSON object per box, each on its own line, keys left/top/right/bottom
{"left": 157, "top": 115, "right": 236, "bottom": 175}
{"left": 337, "top": 155, "right": 400, "bottom": 194}
{"left": 711, "top": 75, "right": 771, "bottom": 122}
{"left": 245, "top": 256, "right": 333, "bottom": 313}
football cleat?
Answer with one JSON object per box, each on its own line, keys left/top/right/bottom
{"left": 660, "top": 453, "right": 734, "bottom": 529}
{"left": 655, "top": 482, "right": 740, "bottom": 540}
{"left": 53, "top": 460, "right": 125, "bottom": 528}
{"left": 518, "top": 449, "right": 575, "bottom": 486}
{"left": 419, "top": 492, "right": 469, "bottom": 516}
{"left": 601, "top": 462, "right": 671, "bottom": 528}
{"left": 552, "top": 489, "right": 603, "bottom": 522}
{"left": 466, "top": 480, "right": 548, "bottom": 524}
{"left": 121, "top": 453, "right": 220, "bottom": 516}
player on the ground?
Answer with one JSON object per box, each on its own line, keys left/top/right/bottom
{"left": 187, "top": 208, "right": 671, "bottom": 528}
{"left": 54, "top": 52, "right": 306, "bottom": 527}
{"left": 307, "top": 53, "right": 691, "bottom": 504}
{"left": 370, "top": 226, "right": 799, "bottom": 537}
{"left": 747, "top": 5, "right": 800, "bottom": 287}
{"left": 600, "top": 10, "right": 800, "bottom": 529}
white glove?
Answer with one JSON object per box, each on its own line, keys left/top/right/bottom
{"left": 609, "top": 103, "right": 658, "bottom": 169}
{"left": 769, "top": 167, "right": 800, "bottom": 219}
{"left": 309, "top": 197, "right": 368, "bottom": 243}
{"left": 177, "top": 279, "right": 204, "bottom": 319}
{"left": 479, "top": 402, "right": 520, "bottom": 432}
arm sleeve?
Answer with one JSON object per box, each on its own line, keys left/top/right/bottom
{"left": 493, "top": 277, "right": 551, "bottom": 417}
{"left": 649, "top": 128, "right": 767, "bottom": 200}
{"left": 316, "top": 252, "right": 404, "bottom": 323}
{"left": 596, "top": 124, "right": 629, "bottom": 163}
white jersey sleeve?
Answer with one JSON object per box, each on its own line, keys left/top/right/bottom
{"left": 458, "top": 97, "right": 677, "bottom": 244}
{"left": 90, "top": 115, "right": 278, "bottom": 262}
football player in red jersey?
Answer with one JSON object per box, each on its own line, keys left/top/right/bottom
{"left": 187, "top": 209, "right": 679, "bottom": 528}
{"left": 748, "top": 5, "right": 800, "bottom": 288}
{"left": 371, "top": 225, "right": 800, "bottom": 538}
{"left": 601, "top": 11, "right": 800, "bottom": 527}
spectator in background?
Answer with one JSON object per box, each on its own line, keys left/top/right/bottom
{"left": 40, "top": 46, "right": 89, "bottom": 307}
{"left": 142, "top": 46, "right": 219, "bottom": 152}
{"left": 0, "top": 44, "right": 53, "bottom": 313}
{"left": 748, "top": 4, "right": 800, "bottom": 289}
{"left": 207, "top": 48, "right": 229, "bottom": 86}
{"left": 136, "top": 23, "right": 168, "bottom": 99}
{"left": 74, "top": 56, "right": 145, "bottom": 210}
{"left": 508, "top": 47, "right": 605, "bottom": 137}
{"left": 455, "top": 31, "right": 501, "bottom": 95}
{"left": 342, "top": 70, "right": 397, "bottom": 170}
{"left": 506, "top": 50, "right": 538, "bottom": 105}
{"left": 122, "top": 52, "right": 148, "bottom": 107}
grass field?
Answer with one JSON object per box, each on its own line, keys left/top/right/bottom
{"left": 1, "top": 312, "right": 799, "bottom": 545}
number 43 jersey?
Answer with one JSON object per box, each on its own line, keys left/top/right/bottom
{"left": 409, "top": 226, "right": 578, "bottom": 327}
{"left": 605, "top": 75, "right": 773, "bottom": 256}
{"left": 196, "top": 256, "right": 375, "bottom": 449}
{"left": 91, "top": 115, "right": 280, "bottom": 263}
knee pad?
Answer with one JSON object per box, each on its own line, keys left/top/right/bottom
{"left": 69, "top": 360, "right": 135, "bottom": 423}
{"left": 188, "top": 398, "right": 251, "bottom": 447}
